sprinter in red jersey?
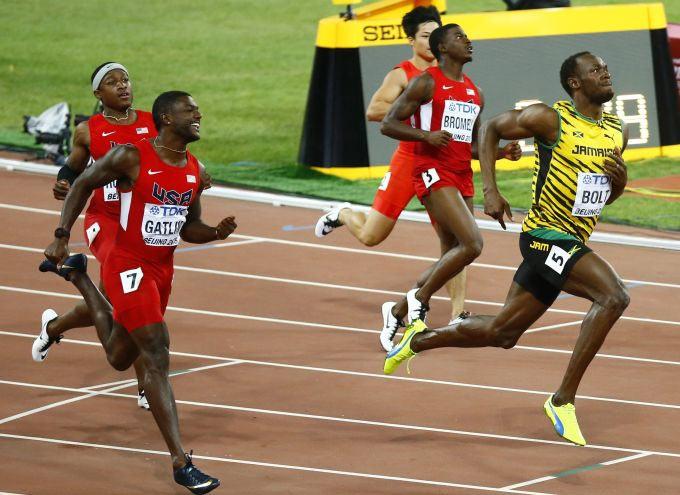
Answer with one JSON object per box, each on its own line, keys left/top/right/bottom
{"left": 33, "top": 62, "right": 157, "bottom": 410}
{"left": 381, "top": 24, "right": 521, "bottom": 329}
{"left": 315, "top": 7, "right": 440, "bottom": 245}
{"left": 41, "top": 92, "right": 233, "bottom": 494}
{"left": 315, "top": 7, "right": 473, "bottom": 351}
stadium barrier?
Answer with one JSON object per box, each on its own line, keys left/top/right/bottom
{"left": 300, "top": 1, "right": 680, "bottom": 179}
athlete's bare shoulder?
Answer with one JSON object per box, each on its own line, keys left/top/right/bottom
{"left": 73, "top": 120, "right": 91, "bottom": 147}
{"left": 516, "top": 103, "right": 560, "bottom": 141}
{"left": 405, "top": 70, "right": 435, "bottom": 101}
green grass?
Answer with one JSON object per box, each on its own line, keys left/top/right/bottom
{"left": 1, "top": 1, "right": 678, "bottom": 230}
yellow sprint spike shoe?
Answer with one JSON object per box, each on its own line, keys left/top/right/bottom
{"left": 544, "top": 394, "right": 586, "bottom": 446}
{"left": 383, "top": 320, "right": 427, "bottom": 375}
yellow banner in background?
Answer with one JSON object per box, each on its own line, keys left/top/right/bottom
{"left": 317, "top": 2, "right": 667, "bottom": 48}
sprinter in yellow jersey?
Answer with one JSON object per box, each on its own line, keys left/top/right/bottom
{"left": 383, "top": 52, "right": 630, "bottom": 447}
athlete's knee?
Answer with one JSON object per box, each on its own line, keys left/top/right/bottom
{"left": 602, "top": 282, "right": 630, "bottom": 315}
{"left": 459, "top": 236, "right": 483, "bottom": 263}
{"left": 140, "top": 350, "right": 169, "bottom": 383}
{"left": 107, "top": 352, "right": 134, "bottom": 371}
{"left": 488, "top": 323, "right": 523, "bottom": 349}
{"left": 358, "top": 231, "right": 385, "bottom": 247}
{"left": 491, "top": 330, "right": 521, "bottom": 349}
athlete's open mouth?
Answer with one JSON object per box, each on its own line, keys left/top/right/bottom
{"left": 191, "top": 122, "right": 200, "bottom": 131}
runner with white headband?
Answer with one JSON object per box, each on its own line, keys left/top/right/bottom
{"left": 33, "top": 61, "right": 158, "bottom": 411}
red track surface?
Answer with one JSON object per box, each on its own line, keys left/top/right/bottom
{"left": 0, "top": 170, "right": 678, "bottom": 494}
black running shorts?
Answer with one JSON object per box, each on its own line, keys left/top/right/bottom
{"left": 513, "top": 232, "right": 592, "bottom": 306}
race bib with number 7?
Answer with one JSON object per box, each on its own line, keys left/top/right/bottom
{"left": 120, "top": 267, "right": 144, "bottom": 294}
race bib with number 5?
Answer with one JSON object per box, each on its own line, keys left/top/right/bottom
{"left": 421, "top": 168, "right": 441, "bottom": 189}
{"left": 120, "top": 267, "right": 144, "bottom": 294}
{"left": 545, "top": 245, "right": 571, "bottom": 274}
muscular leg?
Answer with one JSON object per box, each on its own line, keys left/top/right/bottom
{"left": 46, "top": 279, "right": 114, "bottom": 339}
{"left": 443, "top": 197, "right": 473, "bottom": 318}
{"left": 552, "top": 252, "right": 629, "bottom": 405}
{"left": 46, "top": 275, "right": 147, "bottom": 392}
{"left": 446, "top": 268, "right": 467, "bottom": 317}
{"left": 393, "top": 191, "right": 477, "bottom": 320}
{"left": 66, "top": 271, "right": 138, "bottom": 371}
{"left": 411, "top": 282, "right": 548, "bottom": 351}
{"left": 129, "top": 322, "right": 186, "bottom": 469}
{"left": 338, "top": 208, "right": 397, "bottom": 247}
{"left": 46, "top": 299, "right": 92, "bottom": 337}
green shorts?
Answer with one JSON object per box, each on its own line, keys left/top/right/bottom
{"left": 513, "top": 231, "right": 592, "bottom": 306}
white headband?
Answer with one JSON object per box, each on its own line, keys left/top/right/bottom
{"left": 92, "top": 63, "right": 128, "bottom": 91}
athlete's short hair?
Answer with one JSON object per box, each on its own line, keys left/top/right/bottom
{"left": 428, "top": 24, "right": 460, "bottom": 61}
{"left": 152, "top": 91, "right": 192, "bottom": 130}
{"left": 402, "top": 6, "right": 442, "bottom": 38}
{"left": 560, "top": 51, "right": 591, "bottom": 96}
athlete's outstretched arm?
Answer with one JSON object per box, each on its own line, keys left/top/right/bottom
{"left": 45, "top": 145, "right": 139, "bottom": 264}
{"left": 53, "top": 122, "right": 91, "bottom": 200}
{"left": 381, "top": 73, "right": 450, "bottom": 147}
{"left": 180, "top": 164, "right": 237, "bottom": 244}
{"left": 366, "top": 68, "right": 408, "bottom": 122}
{"left": 478, "top": 103, "right": 558, "bottom": 229}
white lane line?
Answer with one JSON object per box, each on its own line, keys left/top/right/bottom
{"left": 2, "top": 202, "right": 678, "bottom": 289}
{"left": 2, "top": 379, "right": 679, "bottom": 461}
{"left": 81, "top": 360, "right": 243, "bottom": 391}
{"left": 1, "top": 243, "right": 678, "bottom": 326}
{"left": 525, "top": 321, "right": 585, "bottom": 334}
{"left": 0, "top": 360, "right": 242, "bottom": 425}
{"left": 500, "top": 452, "right": 653, "bottom": 490}
{"left": 2, "top": 331, "right": 679, "bottom": 411}
{"left": 0, "top": 380, "right": 136, "bottom": 426}
{"left": 0, "top": 285, "right": 376, "bottom": 335}
{"left": 513, "top": 345, "right": 680, "bottom": 366}
{"left": 175, "top": 238, "right": 264, "bottom": 252}
{"left": 601, "top": 452, "right": 654, "bottom": 466}
{"left": 2, "top": 286, "right": 679, "bottom": 368}
{"left": 0, "top": 433, "right": 554, "bottom": 495}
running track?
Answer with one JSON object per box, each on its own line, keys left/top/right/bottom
{"left": 0, "top": 169, "right": 678, "bottom": 494}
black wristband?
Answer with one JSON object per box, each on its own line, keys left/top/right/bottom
{"left": 54, "top": 227, "right": 70, "bottom": 239}
{"left": 57, "top": 165, "right": 80, "bottom": 185}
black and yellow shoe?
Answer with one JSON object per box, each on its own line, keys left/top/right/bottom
{"left": 383, "top": 320, "right": 427, "bottom": 375}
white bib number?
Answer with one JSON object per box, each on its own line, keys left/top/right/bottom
{"left": 142, "top": 203, "right": 188, "bottom": 247}
{"left": 421, "top": 168, "right": 440, "bottom": 189}
{"left": 572, "top": 173, "right": 611, "bottom": 217}
{"left": 120, "top": 267, "right": 143, "bottom": 294}
{"left": 545, "top": 245, "right": 571, "bottom": 274}
{"left": 441, "top": 99, "right": 480, "bottom": 143}
{"left": 85, "top": 222, "right": 101, "bottom": 246}
{"left": 103, "top": 180, "right": 119, "bottom": 202}
{"left": 378, "top": 171, "right": 391, "bottom": 191}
